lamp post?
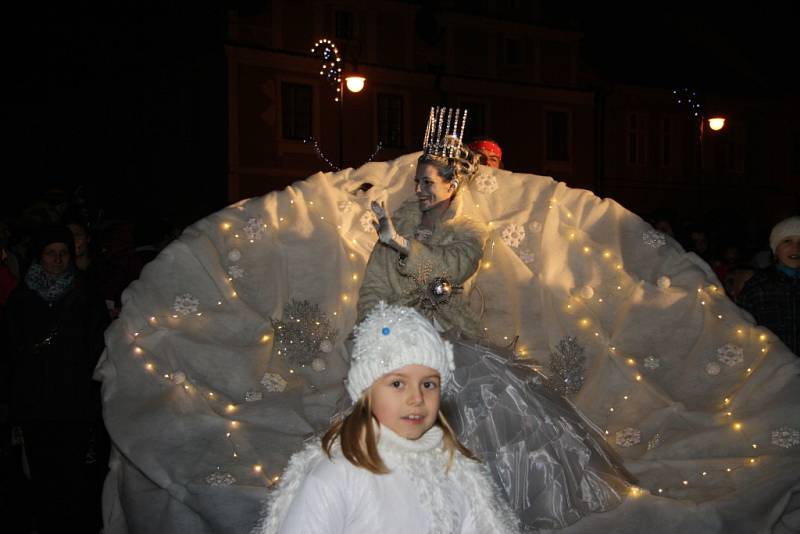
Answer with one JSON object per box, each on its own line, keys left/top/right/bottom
{"left": 311, "top": 38, "right": 366, "bottom": 169}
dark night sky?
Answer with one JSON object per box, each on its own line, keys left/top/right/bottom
{"left": 3, "top": 3, "right": 794, "bottom": 229}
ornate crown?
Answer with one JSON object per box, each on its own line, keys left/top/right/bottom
{"left": 422, "top": 106, "right": 468, "bottom": 158}
{"left": 421, "top": 106, "right": 479, "bottom": 181}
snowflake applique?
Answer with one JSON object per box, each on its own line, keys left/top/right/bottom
{"left": 261, "top": 372, "right": 288, "bottom": 392}
{"left": 243, "top": 217, "right": 265, "bottom": 241}
{"left": 615, "top": 427, "right": 641, "bottom": 447}
{"left": 646, "top": 432, "right": 662, "bottom": 450}
{"left": 173, "top": 293, "right": 199, "bottom": 315}
{"left": 717, "top": 344, "right": 744, "bottom": 367}
{"left": 642, "top": 230, "right": 667, "bottom": 248}
{"left": 228, "top": 265, "right": 245, "bottom": 279}
{"left": 657, "top": 276, "right": 671, "bottom": 289}
{"left": 501, "top": 223, "right": 526, "bottom": 248}
{"left": 245, "top": 390, "right": 263, "bottom": 402}
{"left": 360, "top": 210, "right": 376, "bottom": 233}
{"left": 474, "top": 173, "right": 498, "bottom": 194}
{"left": 644, "top": 355, "right": 661, "bottom": 370}
{"left": 705, "top": 362, "right": 721, "bottom": 375}
{"left": 337, "top": 200, "right": 353, "bottom": 212}
{"left": 771, "top": 426, "right": 800, "bottom": 449}
{"left": 518, "top": 249, "right": 535, "bottom": 264}
{"left": 205, "top": 472, "right": 236, "bottom": 486}
{"left": 228, "top": 248, "right": 242, "bottom": 262}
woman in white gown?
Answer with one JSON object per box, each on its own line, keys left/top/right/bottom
{"left": 96, "top": 109, "right": 800, "bottom": 533}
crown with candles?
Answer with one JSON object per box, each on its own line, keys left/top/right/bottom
{"left": 421, "top": 106, "right": 479, "bottom": 181}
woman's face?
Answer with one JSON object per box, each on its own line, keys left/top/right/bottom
{"left": 414, "top": 163, "right": 455, "bottom": 213}
{"left": 41, "top": 242, "right": 70, "bottom": 275}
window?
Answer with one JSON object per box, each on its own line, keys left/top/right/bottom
{"left": 461, "top": 102, "right": 486, "bottom": 142}
{"left": 545, "top": 110, "right": 570, "bottom": 162}
{"left": 335, "top": 10, "right": 354, "bottom": 41}
{"left": 503, "top": 37, "right": 523, "bottom": 66}
{"left": 377, "top": 94, "right": 404, "bottom": 147}
{"left": 281, "top": 82, "right": 313, "bottom": 140}
{"left": 627, "top": 112, "right": 647, "bottom": 166}
{"left": 792, "top": 130, "right": 800, "bottom": 175}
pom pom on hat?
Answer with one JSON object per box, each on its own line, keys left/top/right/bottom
{"left": 347, "top": 302, "right": 454, "bottom": 401}
{"left": 770, "top": 216, "right": 800, "bottom": 253}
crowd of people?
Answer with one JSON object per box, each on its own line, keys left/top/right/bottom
{"left": 0, "top": 187, "right": 180, "bottom": 533}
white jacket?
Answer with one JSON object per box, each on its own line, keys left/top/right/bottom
{"left": 251, "top": 425, "right": 520, "bottom": 534}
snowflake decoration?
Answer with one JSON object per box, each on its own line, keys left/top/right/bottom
{"left": 705, "top": 362, "right": 721, "bottom": 375}
{"left": 261, "top": 372, "right": 288, "bottom": 393}
{"left": 360, "top": 210, "right": 376, "bottom": 233}
{"left": 657, "top": 276, "right": 671, "bottom": 289}
{"left": 245, "top": 390, "right": 263, "bottom": 402}
{"left": 206, "top": 472, "right": 236, "bottom": 486}
{"left": 271, "top": 300, "right": 338, "bottom": 367}
{"left": 771, "top": 426, "right": 800, "bottom": 449}
{"left": 643, "top": 355, "right": 661, "bottom": 370}
{"left": 501, "top": 223, "right": 526, "bottom": 248}
{"left": 227, "top": 249, "right": 242, "bottom": 262}
{"left": 642, "top": 230, "right": 666, "bottom": 248}
{"left": 337, "top": 200, "right": 353, "bottom": 212}
{"left": 319, "top": 339, "right": 333, "bottom": 353}
{"left": 518, "top": 249, "right": 536, "bottom": 265}
{"left": 243, "top": 217, "right": 265, "bottom": 241}
{"left": 717, "top": 344, "right": 744, "bottom": 367}
{"left": 528, "top": 220, "right": 542, "bottom": 233}
{"left": 578, "top": 285, "right": 594, "bottom": 300}
{"left": 474, "top": 173, "right": 498, "bottom": 194}
{"left": 311, "top": 357, "right": 327, "bottom": 372}
{"left": 173, "top": 293, "right": 199, "bottom": 315}
{"left": 647, "top": 432, "right": 662, "bottom": 450}
{"left": 546, "top": 336, "right": 586, "bottom": 396}
{"left": 228, "top": 265, "right": 245, "bottom": 279}
{"left": 615, "top": 427, "right": 641, "bottom": 448}
{"left": 171, "top": 372, "right": 186, "bottom": 384}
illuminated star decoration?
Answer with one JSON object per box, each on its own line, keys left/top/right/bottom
{"left": 672, "top": 87, "right": 703, "bottom": 118}
{"left": 311, "top": 38, "right": 342, "bottom": 102}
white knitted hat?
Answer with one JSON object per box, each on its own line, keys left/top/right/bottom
{"left": 347, "top": 302, "right": 455, "bottom": 401}
{"left": 770, "top": 216, "right": 800, "bottom": 252}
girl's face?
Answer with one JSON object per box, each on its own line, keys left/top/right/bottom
{"left": 414, "top": 163, "right": 455, "bottom": 213}
{"left": 370, "top": 364, "right": 441, "bottom": 440}
{"left": 41, "top": 243, "right": 70, "bottom": 275}
{"left": 776, "top": 235, "right": 800, "bottom": 269}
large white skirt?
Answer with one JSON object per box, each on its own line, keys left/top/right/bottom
{"left": 96, "top": 152, "right": 800, "bottom": 533}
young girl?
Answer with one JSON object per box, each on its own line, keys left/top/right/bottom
{"left": 251, "top": 302, "right": 520, "bottom": 534}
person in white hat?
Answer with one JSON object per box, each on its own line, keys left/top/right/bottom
{"left": 737, "top": 216, "right": 800, "bottom": 354}
{"left": 251, "top": 302, "right": 520, "bottom": 534}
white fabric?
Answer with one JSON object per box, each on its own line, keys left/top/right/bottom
{"left": 347, "top": 302, "right": 455, "bottom": 400}
{"left": 96, "top": 152, "right": 800, "bottom": 533}
{"left": 252, "top": 425, "right": 519, "bottom": 534}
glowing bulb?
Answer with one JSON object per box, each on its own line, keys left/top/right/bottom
{"left": 726, "top": 467, "right": 732, "bottom": 472}
{"left": 221, "top": 223, "right": 231, "bottom": 231}
{"left": 254, "top": 465, "right": 262, "bottom": 473}
{"left": 635, "top": 374, "right": 642, "bottom": 381}
{"left": 683, "top": 480, "right": 688, "bottom": 486}
{"left": 736, "top": 329, "right": 743, "bottom": 335}
{"left": 352, "top": 274, "right": 358, "bottom": 281}
{"left": 733, "top": 422, "right": 742, "bottom": 431}
{"left": 134, "top": 347, "right": 143, "bottom": 355}
{"left": 583, "top": 246, "right": 591, "bottom": 254}
{"left": 627, "top": 358, "right": 636, "bottom": 366}
{"left": 226, "top": 404, "right": 236, "bottom": 413}
{"left": 603, "top": 251, "right": 611, "bottom": 258}
{"left": 345, "top": 75, "right": 365, "bottom": 93}
{"left": 230, "top": 421, "right": 239, "bottom": 429}
{"left": 145, "top": 363, "right": 154, "bottom": 371}
{"left": 261, "top": 335, "right": 271, "bottom": 343}
{"left": 708, "top": 117, "right": 726, "bottom": 131}
{"left": 702, "top": 471, "right": 707, "bottom": 476}
{"left": 748, "top": 458, "right": 756, "bottom": 464}
{"left": 759, "top": 334, "right": 767, "bottom": 341}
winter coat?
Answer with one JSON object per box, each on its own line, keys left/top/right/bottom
{"left": 251, "top": 425, "right": 520, "bottom": 534}
{"left": 358, "top": 194, "right": 488, "bottom": 338}
{"left": 5, "top": 272, "right": 109, "bottom": 422}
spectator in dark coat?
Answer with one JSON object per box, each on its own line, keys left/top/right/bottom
{"left": 4, "top": 224, "right": 110, "bottom": 533}
{"left": 737, "top": 216, "right": 800, "bottom": 355}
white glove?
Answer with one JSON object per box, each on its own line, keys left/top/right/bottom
{"left": 371, "top": 201, "right": 409, "bottom": 254}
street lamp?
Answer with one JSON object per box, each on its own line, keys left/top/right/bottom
{"left": 707, "top": 117, "right": 726, "bottom": 131}
{"left": 311, "top": 38, "right": 367, "bottom": 168}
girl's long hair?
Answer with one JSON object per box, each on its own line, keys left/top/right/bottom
{"left": 321, "top": 393, "right": 477, "bottom": 474}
